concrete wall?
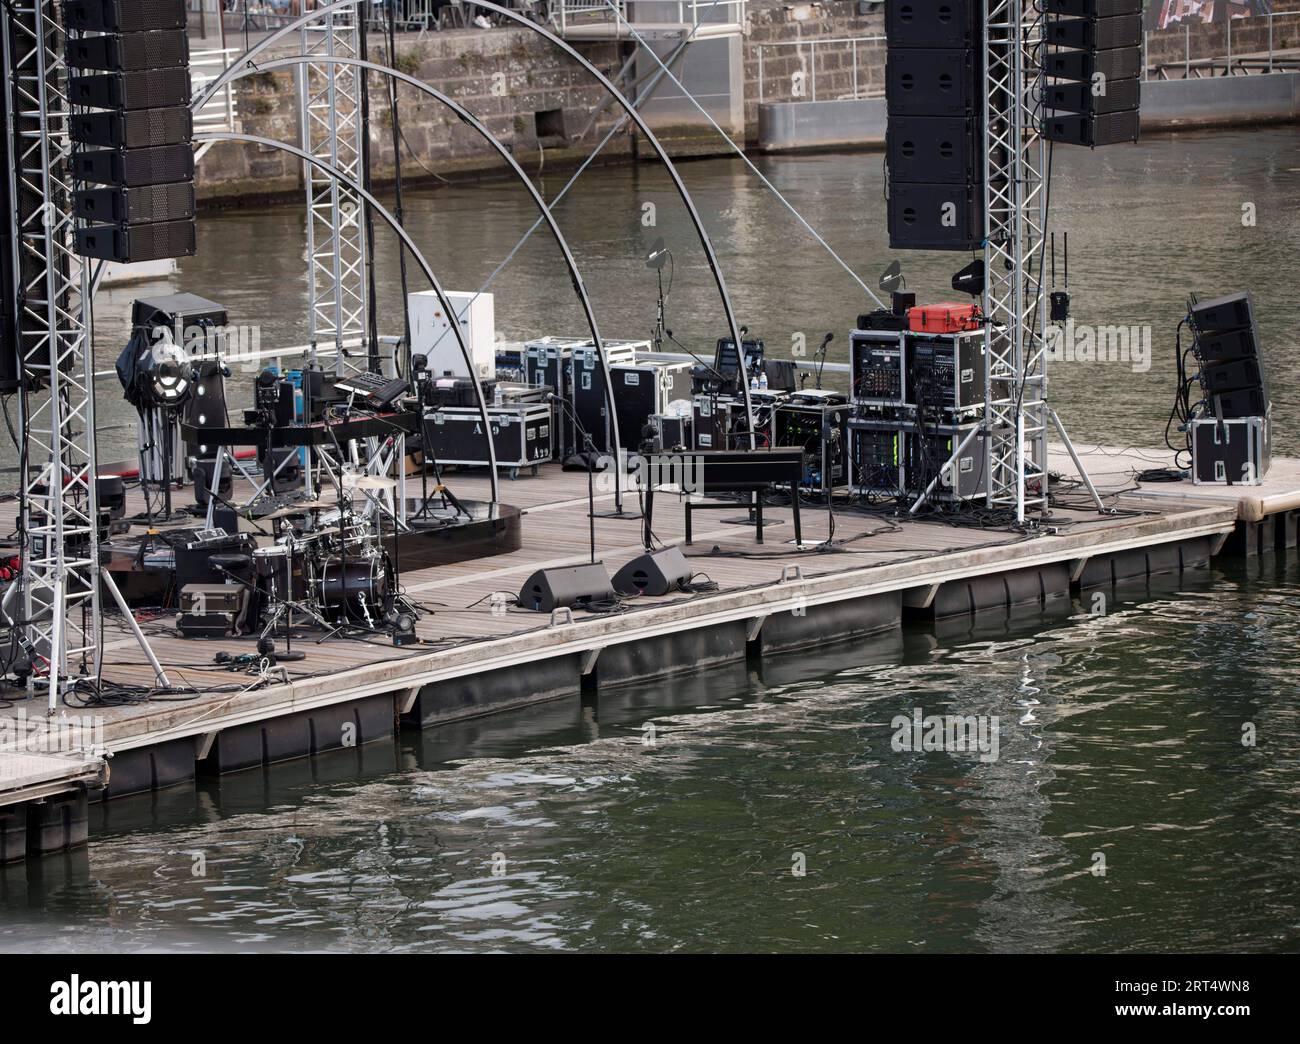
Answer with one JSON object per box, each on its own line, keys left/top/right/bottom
{"left": 757, "top": 73, "right": 1300, "bottom": 151}
{"left": 194, "top": 3, "right": 1300, "bottom": 204}
{"left": 197, "top": 26, "right": 628, "bottom": 206}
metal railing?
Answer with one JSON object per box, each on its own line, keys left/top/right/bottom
{"left": 552, "top": 0, "right": 745, "bottom": 36}
{"left": 1147, "top": 12, "right": 1300, "bottom": 81}
{"left": 755, "top": 34, "right": 886, "bottom": 104}
{"left": 191, "top": 47, "right": 241, "bottom": 158}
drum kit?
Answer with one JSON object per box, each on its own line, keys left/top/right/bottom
{"left": 208, "top": 470, "right": 411, "bottom": 647}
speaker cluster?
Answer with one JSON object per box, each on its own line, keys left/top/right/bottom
{"left": 65, "top": 0, "right": 197, "bottom": 264}
{"left": 1040, "top": 0, "right": 1143, "bottom": 147}
{"left": 884, "top": 0, "right": 984, "bottom": 251}
{"left": 1191, "top": 292, "right": 1269, "bottom": 420}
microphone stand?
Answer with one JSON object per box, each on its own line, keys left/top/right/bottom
{"left": 552, "top": 394, "right": 599, "bottom": 565}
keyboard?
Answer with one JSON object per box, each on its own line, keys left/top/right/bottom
{"left": 334, "top": 371, "right": 411, "bottom": 409}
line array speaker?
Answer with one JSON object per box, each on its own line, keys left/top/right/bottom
{"left": 63, "top": 0, "right": 189, "bottom": 33}
{"left": 74, "top": 182, "right": 196, "bottom": 226}
{"left": 1042, "top": 1, "right": 1142, "bottom": 146}
{"left": 1190, "top": 292, "right": 1269, "bottom": 420}
{"left": 70, "top": 106, "right": 193, "bottom": 149}
{"left": 885, "top": 0, "right": 984, "bottom": 251}
{"left": 67, "top": 5, "right": 196, "bottom": 263}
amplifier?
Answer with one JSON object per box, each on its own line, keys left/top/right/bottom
{"left": 64, "top": 0, "right": 188, "bottom": 32}
{"left": 70, "top": 68, "right": 191, "bottom": 110}
{"left": 848, "top": 418, "right": 904, "bottom": 496}
{"left": 73, "top": 144, "right": 195, "bottom": 187}
{"left": 176, "top": 613, "right": 231, "bottom": 639}
{"left": 74, "top": 182, "right": 195, "bottom": 225}
{"left": 904, "top": 421, "right": 987, "bottom": 501}
{"left": 907, "top": 330, "right": 986, "bottom": 414}
{"left": 1191, "top": 414, "right": 1270, "bottom": 485}
{"left": 71, "top": 106, "right": 192, "bottom": 149}
{"left": 850, "top": 330, "right": 906, "bottom": 405}
{"left": 75, "top": 219, "right": 196, "bottom": 263}
{"left": 772, "top": 399, "right": 850, "bottom": 489}
{"left": 66, "top": 30, "right": 189, "bottom": 73}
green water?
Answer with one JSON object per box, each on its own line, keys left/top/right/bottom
{"left": 1, "top": 128, "right": 1297, "bottom": 952}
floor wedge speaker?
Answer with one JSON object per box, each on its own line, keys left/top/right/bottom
{"left": 613, "top": 547, "right": 693, "bottom": 597}
{"left": 518, "top": 563, "right": 616, "bottom": 613}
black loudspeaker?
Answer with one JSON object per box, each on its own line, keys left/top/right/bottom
{"left": 74, "top": 182, "right": 195, "bottom": 225}
{"left": 1043, "top": 46, "right": 1141, "bottom": 82}
{"left": 1191, "top": 292, "right": 1254, "bottom": 335}
{"left": 71, "top": 106, "right": 192, "bottom": 149}
{"left": 1196, "top": 327, "right": 1257, "bottom": 364}
{"left": 70, "top": 68, "right": 191, "bottom": 110}
{"left": 1042, "top": 0, "right": 1142, "bottom": 14}
{"left": 1045, "top": 77, "right": 1140, "bottom": 115}
{"left": 75, "top": 219, "right": 196, "bottom": 263}
{"left": 885, "top": 0, "right": 979, "bottom": 48}
{"left": 885, "top": 49, "right": 979, "bottom": 116}
{"left": 1043, "top": 110, "right": 1139, "bottom": 147}
{"left": 64, "top": 0, "right": 188, "bottom": 32}
{"left": 1203, "top": 358, "right": 1266, "bottom": 395}
{"left": 613, "top": 547, "right": 693, "bottom": 597}
{"left": 65, "top": 30, "right": 189, "bottom": 72}
{"left": 887, "top": 182, "right": 983, "bottom": 251}
{"left": 517, "top": 563, "right": 616, "bottom": 613}
{"left": 886, "top": 116, "right": 980, "bottom": 184}
{"left": 260, "top": 447, "right": 303, "bottom": 494}
{"left": 73, "top": 144, "right": 194, "bottom": 187}
{"left": 1211, "top": 388, "right": 1269, "bottom": 419}
{"left": 192, "top": 457, "right": 232, "bottom": 508}
{"left": 1046, "top": 14, "right": 1142, "bottom": 50}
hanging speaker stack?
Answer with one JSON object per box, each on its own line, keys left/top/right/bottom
{"left": 1040, "top": 0, "right": 1142, "bottom": 147}
{"left": 64, "top": 0, "right": 197, "bottom": 263}
{"left": 884, "top": 0, "right": 984, "bottom": 251}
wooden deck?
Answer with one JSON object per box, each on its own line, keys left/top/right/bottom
{"left": 0, "top": 443, "right": 1254, "bottom": 767}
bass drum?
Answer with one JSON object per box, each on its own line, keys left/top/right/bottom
{"left": 316, "top": 556, "right": 388, "bottom": 611}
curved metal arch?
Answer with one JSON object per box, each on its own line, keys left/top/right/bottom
{"left": 192, "top": 0, "right": 756, "bottom": 440}
{"left": 235, "top": 54, "right": 627, "bottom": 508}
{"left": 192, "top": 130, "right": 501, "bottom": 505}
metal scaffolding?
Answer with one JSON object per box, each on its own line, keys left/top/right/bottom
{"left": 3, "top": 2, "right": 99, "bottom": 707}
{"left": 981, "top": 0, "right": 1050, "bottom": 522}
{"left": 298, "top": 9, "right": 369, "bottom": 365}
{"left": 3, "top": 3, "right": 167, "bottom": 708}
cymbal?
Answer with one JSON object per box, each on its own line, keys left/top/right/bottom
{"left": 343, "top": 474, "right": 399, "bottom": 491}
{"left": 261, "top": 499, "right": 336, "bottom": 519}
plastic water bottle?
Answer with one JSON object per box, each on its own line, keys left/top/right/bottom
{"left": 750, "top": 374, "right": 759, "bottom": 392}
{"left": 759, "top": 371, "right": 769, "bottom": 391}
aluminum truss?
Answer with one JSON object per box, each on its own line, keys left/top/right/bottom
{"left": 298, "top": 10, "right": 369, "bottom": 365}
{"left": 982, "top": 0, "right": 1050, "bottom": 522}
{"left": 3, "top": 3, "right": 166, "bottom": 708}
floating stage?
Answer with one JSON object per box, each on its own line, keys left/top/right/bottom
{"left": 2, "top": 442, "right": 1296, "bottom": 863}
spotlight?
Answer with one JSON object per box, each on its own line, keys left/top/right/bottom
{"left": 140, "top": 333, "right": 191, "bottom": 408}
{"left": 393, "top": 612, "right": 418, "bottom": 647}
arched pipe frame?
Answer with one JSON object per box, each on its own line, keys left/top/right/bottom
{"left": 192, "top": 131, "right": 502, "bottom": 506}
{"left": 226, "top": 54, "right": 628, "bottom": 512}
{"left": 193, "top": 0, "right": 757, "bottom": 445}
